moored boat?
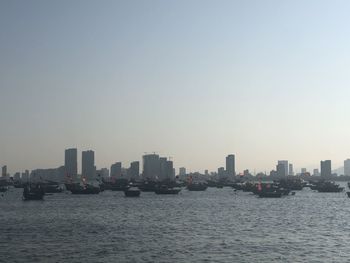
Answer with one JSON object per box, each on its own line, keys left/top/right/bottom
{"left": 187, "top": 183, "right": 208, "bottom": 191}
{"left": 155, "top": 185, "right": 181, "bottom": 195}
{"left": 23, "top": 184, "right": 45, "bottom": 201}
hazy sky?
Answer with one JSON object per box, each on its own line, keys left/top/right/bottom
{"left": 2, "top": 0, "right": 350, "bottom": 174}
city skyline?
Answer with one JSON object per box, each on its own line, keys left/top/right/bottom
{"left": 3, "top": 1, "right": 350, "bottom": 173}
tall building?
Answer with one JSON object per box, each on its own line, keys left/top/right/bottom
{"left": 179, "top": 167, "right": 186, "bottom": 176}
{"left": 143, "top": 154, "right": 160, "bottom": 180}
{"left": 159, "top": 157, "right": 168, "bottom": 181}
{"left": 110, "top": 162, "right": 122, "bottom": 178}
{"left": 344, "top": 159, "right": 350, "bottom": 176}
{"left": 82, "top": 150, "right": 95, "bottom": 179}
{"left": 289, "top": 164, "right": 294, "bottom": 176}
{"left": 301, "top": 168, "right": 307, "bottom": 174}
{"left": 226, "top": 154, "right": 235, "bottom": 177}
{"left": 276, "top": 163, "right": 287, "bottom": 177}
{"left": 218, "top": 167, "right": 226, "bottom": 180}
{"left": 320, "top": 160, "right": 332, "bottom": 178}
{"left": 128, "top": 161, "right": 140, "bottom": 180}
{"left": 166, "top": 160, "right": 174, "bottom": 181}
{"left": 278, "top": 160, "right": 288, "bottom": 177}
{"left": 65, "top": 148, "right": 77, "bottom": 177}
{"left": 313, "top": 169, "right": 320, "bottom": 176}
{"left": 1, "top": 165, "right": 7, "bottom": 177}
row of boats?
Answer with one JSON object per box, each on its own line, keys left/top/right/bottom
{"left": 2, "top": 178, "right": 349, "bottom": 200}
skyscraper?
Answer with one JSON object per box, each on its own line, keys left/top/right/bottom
{"left": 344, "top": 159, "right": 350, "bottom": 176}
{"left": 1, "top": 165, "right": 7, "bottom": 177}
{"left": 278, "top": 160, "right": 288, "bottom": 177}
{"left": 276, "top": 163, "right": 287, "bottom": 177}
{"left": 65, "top": 148, "right": 77, "bottom": 177}
{"left": 128, "top": 161, "right": 140, "bottom": 180}
{"left": 226, "top": 154, "right": 235, "bottom": 177}
{"left": 110, "top": 162, "right": 122, "bottom": 178}
{"left": 82, "top": 150, "right": 95, "bottom": 179}
{"left": 179, "top": 167, "right": 186, "bottom": 176}
{"left": 320, "top": 160, "right": 331, "bottom": 178}
{"left": 143, "top": 154, "right": 160, "bottom": 180}
{"left": 289, "top": 163, "right": 294, "bottom": 176}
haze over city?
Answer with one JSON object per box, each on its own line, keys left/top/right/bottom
{"left": 2, "top": 0, "right": 350, "bottom": 174}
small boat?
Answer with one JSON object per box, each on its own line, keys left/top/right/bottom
{"left": 69, "top": 184, "right": 100, "bottom": 194}
{"left": 23, "top": 184, "right": 45, "bottom": 201}
{"left": 124, "top": 187, "right": 141, "bottom": 197}
{"left": 187, "top": 183, "right": 208, "bottom": 191}
{"left": 257, "top": 191, "right": 282, "bottom": 198}
{"left": 155, "top": 185, "right": 181, "bottom": 195}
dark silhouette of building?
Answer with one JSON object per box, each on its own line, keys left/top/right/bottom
{"left": 321, "top": 160, "right": 332, "bottom": 178}
{"left": 226, "top": 154, "right": 235, "bottom": 177}
{"left": 143, "top": 154, "right": 160, "bottom": 180}
{"left": 276, "top": 163, "right": 287, "bottom": 177}
{"left": 128, "top": 161, "right": 139, "bottom": 180}
{"left": 110, "top": 162, "right": 122, "bottom": 178}
{"left": 65, "top": 148, "right": 77, "bottom": 177}
{"left": 82, "top": 150, "right": 95, "bottom": 179}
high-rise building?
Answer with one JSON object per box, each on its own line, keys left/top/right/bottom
{"left": 226, "top": 154, "right": 235, "bottom": 177}
{"left": 159, "top": 157, "right": 168, "bottom": 181}
{"left": 82, "top": 150, "right": 95, "bottom": 179}
{"left": 313, "top": 169, "right": 320, "bottom": 176}
{"left": 166, "top": 160, "right": 174, "bottom": 181}
{"left": 218, "top": 167, "right": 226, "bottom": 180}
{"left": 276, "top": 163, "right": 287, "bottom": 177}
{"left": 289, "top": 164, "right": 294, "bottom": 176}
{"left": 65, "top": 148, "right": 77, "bottom": 177}
{"left": 128, "top": 161, "right": 139, "bottom": 180}
{"left": 301, "top": 168, "right": 307, "bottom": 174}
{"left": 278, "top": 160, "right": 288, "bottom": 177}
{"left": 110, "top": 162, "right": 122, "bottom": 178}
{"left": 1, "top": 165, "right": 7, "bottom": 177}
{"left": 143, "top": 154, "right": 160, "bottom": 180}
{"left": 320, "top": 160, "right": 332, "bottom": 178}
{"left": 96, "top": 168, "right": 109, "bottom": 178}
{"left": 179, "top": 167, "right": 186, "bottom": 176}
{"left": 344, "top": 159, "right": 350, "bottom": 176}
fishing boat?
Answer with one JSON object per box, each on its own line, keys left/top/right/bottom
{"left": 69, "top": 184, "right": 100, "bottom": 194}
{"left": 155, "top": 185, "right": 181, "bottom": 195}
{"left": 124, "top": 187, "right": 141, "bottom": 197}
{"left": 23, "top": 184, "right": 45, "bottom": 201}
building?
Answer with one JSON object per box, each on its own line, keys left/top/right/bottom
{"left": 65, "top": 148, "right": 77, "bottom": 178}
{"left": 276, "top": 163, "right": 287, "bottom": 177}
{"left": 313, "top": 169, "right": 320, "bottom": 176}
{"left": 159, "top": 157, "right": 168, "bottom": 181}
{"left": 277, "top": 160, "right": 288, "bottom": 177}
{"left": 320, "top": 160, "right": 332, "bottom": 178}
{"left": 110, "top": 162, "right": 122, "bottom": 178}
{"left": 82, "top": 150, "right": 95, "bottom": 180}
{"left": 179, "top": 167, "right": 186, "bottom": 177}
{"left": 226, "top": 154, "right": 235, "bottom": 177}
{"left": 218, "top": 167, "right": 226, "bottom": 180}
{"left": 128, "top": 161, "right": 139, "bottom": 180}
{"left": 96, "top": 168, "right": 109, "bottom": 178}
{"left": 30, "top": 166, "right": 65, "bottom": 182}
{"left": 289, "top": 164, "right": 294, "bottom": 176}
{"left": 344, "top": 159, "right": 350, "bottom": 176}
{"left": 301, "top": 168, "right": 307, "bottom": 174}
{"left": 143, "top": 154, "right": 160, "bottom": 180}
{"left": 2, "top": 165, "right": 7, "bottom": 177}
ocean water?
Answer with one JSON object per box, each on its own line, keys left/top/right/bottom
{"left": 1, "top": 185, "right": 350, "bottom": 263}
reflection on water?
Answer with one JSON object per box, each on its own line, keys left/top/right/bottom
{"left": 1, "top": 185, "right": 350, "bottom": 263}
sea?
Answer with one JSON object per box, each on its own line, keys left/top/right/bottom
{"left": 1, "top": 184, "right": 350, "bottom": 263}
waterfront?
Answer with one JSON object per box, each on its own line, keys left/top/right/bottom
{"left": 1, "top": 185, "right": 350, "bottom": 263}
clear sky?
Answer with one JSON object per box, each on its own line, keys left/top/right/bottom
{"left": 1, "top": 0, "right": 350, "bottom": 174}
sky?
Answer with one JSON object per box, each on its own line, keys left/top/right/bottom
{"left": 1, "top": 0, "right": 350, "bottom": 174}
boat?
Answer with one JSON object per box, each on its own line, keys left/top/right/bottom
{"left": 315, "top": 182, "right": 344, "bottom": 193}
{"left": 124, "top": 187, "right": 141, "bottom": 197}
{"left": 0, "top": 186, "right": 8, "bottom": 192}
{"left": 257, "top": 191, "right": 282, "bottom": 198}
{"left": 187, "top": 183, "right": 208, "bottom": 191}
{"left": 155, "top": 185, "right": 181, "bottom": 195}
{"left": 23, "top": 184, "right": 45, "bottom": 200}
{"left": 43, "top": 182, "right": 63, "bottom": 193}
{"left": 69, "top": 184, "right": 100, "bottom": 194}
